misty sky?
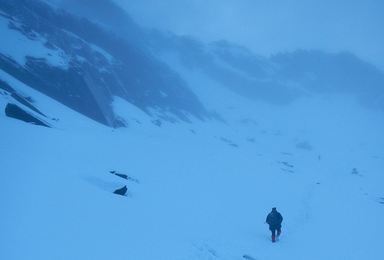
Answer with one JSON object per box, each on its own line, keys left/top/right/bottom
{"left": 112, "top": 0, "right": 384, "bottom": 71}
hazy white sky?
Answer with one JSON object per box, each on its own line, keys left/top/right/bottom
{"left": 113, "top": 0, "right": 384, "bottom": 71}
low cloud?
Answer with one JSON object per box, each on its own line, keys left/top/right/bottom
{"left": 113, "top": 0, "right": 384, "bottom": 71}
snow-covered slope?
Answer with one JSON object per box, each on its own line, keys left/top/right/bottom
{"left": 1, "top": 1, "right": 384, "bottom": 260}
{"left": 1, "top": 62, "right": 384, "bottom": 260}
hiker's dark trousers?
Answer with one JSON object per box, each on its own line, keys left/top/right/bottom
{"left": 269, "top": 224, "right": 281, "bottom": 236}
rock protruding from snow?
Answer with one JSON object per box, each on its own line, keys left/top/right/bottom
{"left": 110, "top": 171, "right": 139, "bottom": 183}
{"left": 5, "top": 103, "right": 50, "bottom": 127}
{"left": 113, "top": 185, "right": 127, "bottom": 196}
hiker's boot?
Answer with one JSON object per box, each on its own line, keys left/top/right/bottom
{"left": 271, "top": 235, "right": 276, "bottom": 243}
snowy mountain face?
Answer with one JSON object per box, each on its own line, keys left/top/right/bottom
{"left": 1, "top": 0, "right": 384, "bottom": 128}
{"left": 1, "top": 1, "right": 384, "bottom": 260}
{"left": 149, "top": 31, "right": 384, "bottom": 110}
{"left": 0, "top": 0, "right": 210, "bottom": 127}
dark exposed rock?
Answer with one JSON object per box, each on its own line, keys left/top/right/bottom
{"left": 5, "top": 103, "right": 50, "bottom": 127}
{"left": 110, "top": 171, "right": 139, "bottom": 183}
{"left": 110, "top": 170, "right": 128, "bottom": 180}
{"left": 113, "top": 185, "right": 127, "bottom": 196}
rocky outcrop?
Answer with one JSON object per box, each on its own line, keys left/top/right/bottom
{"left": 0, "top": 0, "right": 210, "bottom": 127}
{"left": 5, "top": 103, "right": 50, "bottom": 127}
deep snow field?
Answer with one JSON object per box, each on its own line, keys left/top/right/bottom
{"left": 1, "top": 69, "right": 384, "bottom": 260}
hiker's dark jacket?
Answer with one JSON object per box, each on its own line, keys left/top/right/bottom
{"left": 266, "top": 211, "right": 283, "bottom": 229}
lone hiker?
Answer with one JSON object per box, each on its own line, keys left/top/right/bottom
{"left": 266, "top": 207, "right": 283, "bottom": 242}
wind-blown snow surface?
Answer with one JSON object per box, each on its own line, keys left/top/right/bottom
{"left": 1, "top": 70, "right": 384, "bottom": 260}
